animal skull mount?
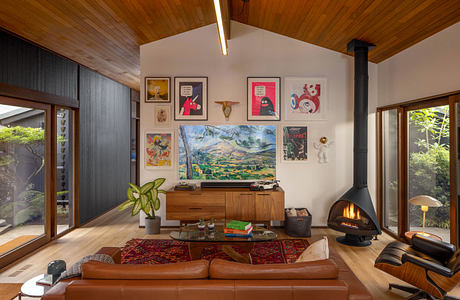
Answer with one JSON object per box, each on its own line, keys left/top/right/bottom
{"left": 215, "top": 101, "right": 239, "bottom": 121}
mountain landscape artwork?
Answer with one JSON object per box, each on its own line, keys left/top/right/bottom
{"left": 178, "top": 125, "right": 276, "bottom": 180}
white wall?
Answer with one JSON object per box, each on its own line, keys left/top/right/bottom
{"left": 378, "top": 22, "right": 460, "bottom": 106}
{"left": 139, "top": 21, "right": 378, "bottom": 227}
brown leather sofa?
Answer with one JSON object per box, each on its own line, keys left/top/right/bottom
{"left": 42, "top": 246, "right": 372, "bottom": 300}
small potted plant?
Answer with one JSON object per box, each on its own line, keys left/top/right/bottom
{"left": 119, "top": 178, "right": 166, "bottom": 234}
{"left": 198, "top": 218, "right": 206, "bottom": 231}
{"left": 208, "top": 217, "right": 215, "bottom": 231}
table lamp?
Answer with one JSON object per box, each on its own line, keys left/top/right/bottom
{"left": 409, "top": 195, "right": 442, "bottom": 236}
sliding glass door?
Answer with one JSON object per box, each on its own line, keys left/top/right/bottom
{"left": 0, "top": 98, "right": 51, "bottom": 259}
{"left": 378, "top": 96, "right": 457, "bottom": 245}
{"left": 0, "top": 97, "right": 77, "bottom": 267}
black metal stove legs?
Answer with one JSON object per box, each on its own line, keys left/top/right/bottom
{"left": 336, "top": 233, "right": 372, "bottom": 247}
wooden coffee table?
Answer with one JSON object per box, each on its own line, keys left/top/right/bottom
{"left": 170, "top": 225, "right": 277, "bottom": 263}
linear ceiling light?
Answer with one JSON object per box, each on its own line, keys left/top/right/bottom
{"left": 213, "top": 0, "right": 228, "bottom": 55}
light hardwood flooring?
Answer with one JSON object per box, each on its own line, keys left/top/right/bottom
{"left": 1, "top": 207, "right": 459, "bottom": 300}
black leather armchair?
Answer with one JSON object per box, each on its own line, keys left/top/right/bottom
{"left": 375, "top": 234, "right": 460, "bottom": 300}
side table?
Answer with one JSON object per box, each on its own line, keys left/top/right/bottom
{"left": 19, "top": 274, "right": 50, "bottom": 299}
{"left": 404, "top": 231, "right": 442, "bottom": 243}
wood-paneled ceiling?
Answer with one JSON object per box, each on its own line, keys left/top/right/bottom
{"left": 0, "top": 0, "right": 459, "bottom": 90}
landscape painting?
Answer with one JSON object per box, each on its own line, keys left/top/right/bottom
{"left": 178, "top": 125, "right": 276, "bottom": 180}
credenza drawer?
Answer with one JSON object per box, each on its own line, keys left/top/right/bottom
{"left": 166, "top": 192, "right": 225, "bottom": 220}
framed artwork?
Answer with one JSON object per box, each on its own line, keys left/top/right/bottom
{"left": 174, "top": 77, "right": 208, "bottom": 121}
{"left": 282, "top": 126, "right": 308, "bottom": 162}
{"left": 145, "top": 131, "right": 173, "bottom": 169}
{"left": 247, "top": 77, "right": 281, "bottom": 121}
{"left": 285, "top": 77, "right": 327, "bottom": 121}
{"left": 145, "top": 77, "right": 171, "bottom": 103}
{"left": 154, "top": 105, "right": 171, "bottom": 127}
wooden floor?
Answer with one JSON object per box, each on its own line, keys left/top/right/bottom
{"left": 0, "top": 207, "right": 459, "bottom": 300}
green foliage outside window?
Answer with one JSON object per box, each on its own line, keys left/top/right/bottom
{"left": 408, "top": 106, "right": 450, "bottom": 229}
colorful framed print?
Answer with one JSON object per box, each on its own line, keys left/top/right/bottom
{"left": 282, "top": 126, "right": 308, "bottom": 162}
{"left": 145, "top": 77, "right": 171, "bottom": 103}
{"left": 247, "top": 77, "right": 281, "bottom": 121}
{"left": 285, "top": 77, "right": 327, "bottom": 121}
{"left": 154, "top": 105, "right": 171, "bottom": 127}
{"left": 145, "top": 131, "right": 173, "bottom": 169}
{"left": 174, "top": 77, "right": 208, "bottom": 121}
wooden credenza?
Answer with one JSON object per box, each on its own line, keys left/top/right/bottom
{"left": 166, "top": 187, "right": 285, "bottom": 225}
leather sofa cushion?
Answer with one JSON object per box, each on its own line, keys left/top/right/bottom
{"left": 209, "top": 258, "right": 338, "bottom": 280}
{"left": 81, "top": 260, "right": 209, "bottom": 280}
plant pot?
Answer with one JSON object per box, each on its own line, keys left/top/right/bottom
{"left": 145, "top": 216, "right": 161, "bottom": 234}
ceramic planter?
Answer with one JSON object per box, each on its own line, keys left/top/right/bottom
{"left": 145, "top": 216, "right": 161, "bottom": 234}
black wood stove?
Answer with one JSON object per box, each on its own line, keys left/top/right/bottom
{"left": 327, "top": 39, "right": 382, "bottom": 246}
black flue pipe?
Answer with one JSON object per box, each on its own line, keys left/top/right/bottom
{"left": 347, "top": 39, "right": 375, "bottom": 188}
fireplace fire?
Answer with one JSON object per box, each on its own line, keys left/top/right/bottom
{"left": 343, "top": 202, "right": 360, "bottom": 220}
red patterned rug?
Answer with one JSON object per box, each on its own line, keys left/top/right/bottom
{"left": 121, "top": 239, "right": 309, "bottom": 264}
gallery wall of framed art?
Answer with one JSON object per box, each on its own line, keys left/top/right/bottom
{"left": 138, "top": 22, "right": 374, "bottom": 228}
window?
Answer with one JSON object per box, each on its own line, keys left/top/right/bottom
{"left": 378, "top": 95, "right": 458, "bottom": 245}
{"left": 382, "top": 109, "right": 398, "bottom": 234}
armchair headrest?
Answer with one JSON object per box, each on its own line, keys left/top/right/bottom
{"left": 412, "top": 234, "right": 456, "bottom": 263}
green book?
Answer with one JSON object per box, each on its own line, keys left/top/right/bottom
{"left": 227, "top": 220, "right": 252, "bottom": 231}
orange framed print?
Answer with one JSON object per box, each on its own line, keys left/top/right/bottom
{"left": 145, "top": 77, "right": 171, "bottom": 103}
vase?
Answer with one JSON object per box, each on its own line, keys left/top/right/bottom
{"left": 145, "top": 216, "right": 161, "bottom": 234}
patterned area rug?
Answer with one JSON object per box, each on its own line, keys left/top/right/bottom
{"left": 121, "top": 239, "right": 309, "bottom": 264}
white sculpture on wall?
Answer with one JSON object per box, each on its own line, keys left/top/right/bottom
{"left": 314, "top": 137, "right": 334, "bottom": 164}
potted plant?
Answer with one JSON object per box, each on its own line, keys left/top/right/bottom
{"left": 119, "top": 178, "right": 166, "bottom": 234}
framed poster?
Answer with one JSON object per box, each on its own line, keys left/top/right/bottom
{"left": 174, "top": 77, "right": 208, "bottom": 121}
{"left": 282, "top": 126, "right": 308, "bottom": 162}
{"left": 285, "top": 77, "right": 327, "bottom": 120}
{"left": 145, "top": 77, "right": 171, "bottom": 103}
{"left": 154, "top": 105, "right": 171, "bottom": 127}
{"left": 145, "top": 131, "right": 173, "bottom": 169}
{"left": 247, "top": 77, "right": 281, "bottom": 121}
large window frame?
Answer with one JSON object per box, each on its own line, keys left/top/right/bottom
{"left": 377, "top": 92, "right": 460, "bottom": 246}
{"left": 0, "top": 83, "right": 79, "bottom": 269}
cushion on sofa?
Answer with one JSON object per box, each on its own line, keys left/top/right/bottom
{"left": 55, "top": 254, "right": 115, "bottom": 283}
{"left": 209, "top": 258, "right": 338, "bottom": 280}
{"left": 296, "top": 236, "right": 329, "bottom": 263}
{"left": 81, "top": 260, "right": 209, "bottom": 280}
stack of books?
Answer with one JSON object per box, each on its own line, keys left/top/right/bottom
{"left": 225, "top": 220, "right": 253, "bottom": 237}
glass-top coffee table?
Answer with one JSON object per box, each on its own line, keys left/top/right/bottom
{"left": 170, "top": 225, "right": 277, "bottom": 263}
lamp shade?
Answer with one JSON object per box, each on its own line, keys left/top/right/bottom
{"left": 409, "top": 195, "right": 442, "bottom": 207}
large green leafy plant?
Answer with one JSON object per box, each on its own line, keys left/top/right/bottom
{"left": 118, "top": 178, "right": 166, "bottom": 219}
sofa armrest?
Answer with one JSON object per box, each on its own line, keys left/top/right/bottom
{"left": 95, "top": 247, "right": 121, "bottom": 264}
{"left": 402, "top": 253, "right": 453, "bottom": 277}
{"left": 41, "top": 282, "right": 68, "bottom": 300}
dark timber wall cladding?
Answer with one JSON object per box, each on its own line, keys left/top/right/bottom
{"left": 0, "top": 29, "right": 131, "bottom": 225}
{"left": 79, "top": 67, "right": 130, "bottom": 224}
{"left": 0, "top": 30, "right": 78, "bottom": 99}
